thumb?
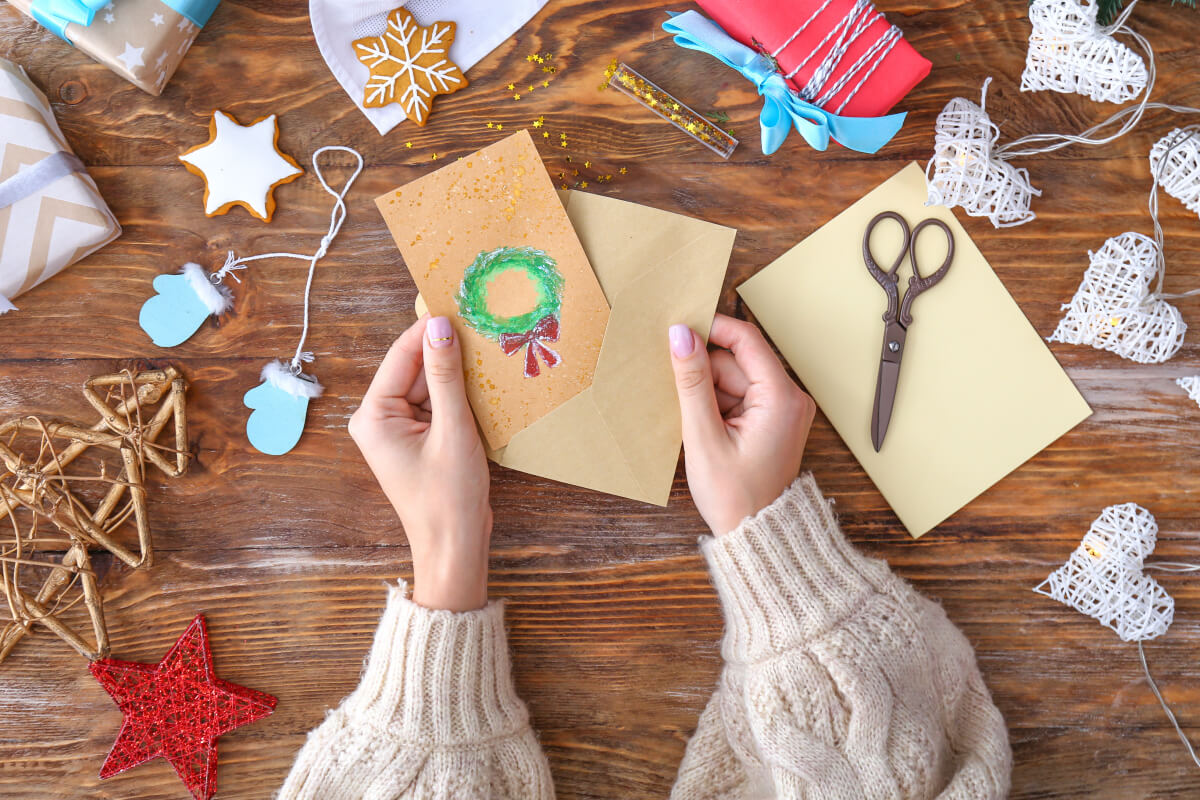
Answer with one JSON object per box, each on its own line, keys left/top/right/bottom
{"left": 422, "top": 316, "right": 475, "bottom": 434}
{"left": 668, "top": 324, "right": 725, "bottom": 447}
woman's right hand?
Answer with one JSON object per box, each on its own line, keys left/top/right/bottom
{"left": 668, "top": 314, "right": 816, "bottom": 536}
{"left": 348, "top": 315, "right": 493, "bottom": 612}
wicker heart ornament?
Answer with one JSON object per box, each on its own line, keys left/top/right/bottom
{"left": 1021, "top": 0, "right": 1147, "bottom": 103}
{"left": 1035, "top": 503, "right": 1173, "bottom": 642}
{"left": 1151, "top": 127, "right": 1200, "bottom": 220}
{"left": 925, "top": 82, "right": 1041, "bottom": 228}
{"left": 1048, "top": 232, "right": 1187, "bottom": 364}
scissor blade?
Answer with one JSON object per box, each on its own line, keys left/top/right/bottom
{"left": 871, "top": 359, "right": 902, "bottom": 452}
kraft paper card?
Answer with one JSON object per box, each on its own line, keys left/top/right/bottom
{"left": 377, "top": 130, "right": 611, "bottom": 450}
{"left": 417, "top": 189, "right": 736, "bottom": 505}
{"left": 738, "top": 162, "right": 1092, "bottom": 538}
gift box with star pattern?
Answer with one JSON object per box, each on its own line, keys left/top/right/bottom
{"left": 5, "top": 0, "right": 221, "bottom": 95}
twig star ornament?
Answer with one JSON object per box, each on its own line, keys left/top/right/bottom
{"left": 1021, "top": 0, "right": 1148, "bottom": 103}
{"left": 1047, "top": 232, "right": 1186, "bottom": 364}
{"left": 89, "top": 615, "right": 277, "bottom": 800}
{"left": 0, "top": 369, "right": 189, "bottom": 665}
{"left": 179, "top": 111, "right": 304, "bottom": 222}
{"left": 353, "top": 6, "right": 467, "bottom": 126}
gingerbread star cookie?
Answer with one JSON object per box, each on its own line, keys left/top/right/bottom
{"left": 353, "top": 7, "right": 468, "bottom": 126}
{"left": 179, "top": 111, "right": 304, "bottom": 222}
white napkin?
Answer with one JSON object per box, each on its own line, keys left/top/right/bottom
{"left": 310, "top": 0, "right": 550, "bottom": 135}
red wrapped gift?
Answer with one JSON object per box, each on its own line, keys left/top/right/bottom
{"left": 695, "top": 0, "right": 930, "bottom": 118}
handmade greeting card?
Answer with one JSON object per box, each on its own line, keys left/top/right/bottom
{"left": 739, "top": 162, "right": 1092, "bottom": 537}
{"left": 377, "top": 130, "right": 611, "bottom": 449}
{"left": 417, "top": 190, "right": 736, "bottom": 505}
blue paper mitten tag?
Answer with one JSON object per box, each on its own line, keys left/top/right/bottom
{"left": 243, "top": 360, "right": 324, "bottom": 456}
{"left": 139, "top": 263, "right": 232, "bottom": 347}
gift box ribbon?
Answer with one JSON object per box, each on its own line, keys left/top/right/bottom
{"left": 0, "top": 150, "right": 86, "bottom": 210}
{"left": 32, "top": 0, "right": 220, "bottom": 42}
{"left": 662, "top": 10, "right": 905, "bottom": 155}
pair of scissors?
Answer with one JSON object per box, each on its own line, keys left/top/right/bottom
{"left": 863, "top": 211, "right": 956, "bottom": 452}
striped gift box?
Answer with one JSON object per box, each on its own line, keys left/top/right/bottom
{"left": 0, "top": 57, "right": 120, "bottom": 313}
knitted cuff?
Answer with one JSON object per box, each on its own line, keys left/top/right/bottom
{"left": 341, "top": 581, "right": 530, "bottom": 746}
{"left": 701, "top": 473, "right": 892, "bottom": 664}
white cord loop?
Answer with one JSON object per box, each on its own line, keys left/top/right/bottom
{"left": 201, "top": 145, "right": 364, "bottom": 372}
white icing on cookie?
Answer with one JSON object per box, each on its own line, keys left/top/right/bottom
{"left": 179, "top": 111, "right": 303, "bottom": 220}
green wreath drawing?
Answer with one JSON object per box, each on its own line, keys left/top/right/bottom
{"left": 456, "top": 246, "right": 565, "bottom": 378}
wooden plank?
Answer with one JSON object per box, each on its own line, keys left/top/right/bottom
{"left": 0, "top": 0, "right": 1199, "bottom": 797}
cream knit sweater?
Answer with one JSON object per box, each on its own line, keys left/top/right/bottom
{"left": 280, "top": 475, "right": 1012, "bottom": 799}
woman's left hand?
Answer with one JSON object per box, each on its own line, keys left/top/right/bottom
{"left": 348, "top": 315, "right": 492, "bottom": 611}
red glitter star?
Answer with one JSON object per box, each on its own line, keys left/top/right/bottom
{"left": 89, "top": 615, "right": 277, "bottom": 800}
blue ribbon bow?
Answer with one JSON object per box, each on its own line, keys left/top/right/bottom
{"left": 32, "top": 0, "right": 220, "bottom": 42}
{"left": 31, "top": 0, "right": 107, "bottom": 39}
{"left": 662, "top": 10, "right": 906, "bottom": 155}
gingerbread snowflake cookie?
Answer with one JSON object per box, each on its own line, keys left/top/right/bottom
{"left": 353, "top": 7, "right": 468, "bottom": 126}
{"left": 179, "top": 111, "right": 304, "bottom": 222}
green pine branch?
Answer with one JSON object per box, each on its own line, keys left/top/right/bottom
{"left": 1095, "top": 0, "right": 1194, "bottom": 26}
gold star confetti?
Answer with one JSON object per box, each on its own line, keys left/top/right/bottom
{"left": 405, "top": 141, "right": 413, "bottom": 148}
{"left": 486, "top": 122, "right": 494, "bottom": 128}
{"left": 580, "top": 181, "right": 588, "bottom": 188}
{"left": 542, "top": 80, "right": 549, "bottom": 88}
{"left": 543, "top": 131, "right": 550, "bottom": 138}
{"left": 526, "top": 54, "right": 535, "bottom": 62}
{"left": 528, "top": 85, "right": 535, "bottom": 92}
{"left": 431, "top": 153, "right": 439, "bottom": 160}
{"left": 496, "top": 123, "right": 503, "bottom": 130}
{"left": 584, "top": 160, "right": 591, "bottom": 168}
{"left": 533, "top": 118, "right": 543, "bottom": 128}
{"left": 513, "top": 93, "right": 521, "bottom": 100}
{"left": 560, "top": 140, "right": 567, "bottom": 147}
{"left": 619, "top": 166, "right": 627, "bottom": 174}
{"left": 507, "top": 83, "right": 515, "bottom": 90}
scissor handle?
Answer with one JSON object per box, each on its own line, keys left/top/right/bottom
{"left": 863, "top": 211, "right": 911, "bottom": 323}
{"left": 898, "top": 217, "right": 955, "bottom": 326}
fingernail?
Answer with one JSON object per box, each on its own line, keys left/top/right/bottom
{"left": 669, "top": 324, "right": 694, "bottom": 357}
{"left": 428, "top": 316, "right": 453, "bottom": 348}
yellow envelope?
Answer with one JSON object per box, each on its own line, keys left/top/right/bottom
{"left": 738, "top": 162, "right": 1092, "bottom": 537}
{"left": 417, "top": 190, "right": 735, "bottom": 505}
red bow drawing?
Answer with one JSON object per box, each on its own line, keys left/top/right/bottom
{"left": 499, "top": 314, "right": 562, "bottom": 378}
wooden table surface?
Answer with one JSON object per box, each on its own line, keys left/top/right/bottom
{"left": 1, "top": 0, "right": 1199, "bottom": 797}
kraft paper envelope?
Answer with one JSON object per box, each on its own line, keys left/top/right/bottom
{"left": 418, "top": 189, "right": 736, "bottom": 505}
{"left": 738, "top": 162, "right": 1092, "bottom": 537}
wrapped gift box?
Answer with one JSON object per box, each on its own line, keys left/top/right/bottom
{"left": 5, "top": 0, "right": 220, "bottom": 95}
{"left": 0, "top": 57, "right": 120, "bottom": 312}
{"left": 695, "top": 0, "right": 930, "bottom": 118}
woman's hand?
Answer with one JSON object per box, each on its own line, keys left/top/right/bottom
{"left": 348, "top": 315, "right": 492, "bottom": 611}
{"left": 668, "top": 314, "right": 816, "bottom": 536}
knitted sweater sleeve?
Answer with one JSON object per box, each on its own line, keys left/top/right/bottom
{"left": 670, "top": 473, "right": 1013, "bottom": 800}
{"left": 278, "top": 582, "right": 553, "bottom": 800}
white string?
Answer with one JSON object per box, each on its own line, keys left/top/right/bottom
{"left": 1138, "top": 643, "right": 1200, "bottom": 769}
{"left": 1139, "top": 560, "right": 1200, "bottom": 771}
{"left": 208, "top": 145, "right": 364, "bottom": 374}
{"left": 768, "top": 0, "right": 901, "bottom": 113}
